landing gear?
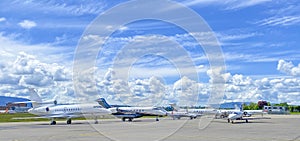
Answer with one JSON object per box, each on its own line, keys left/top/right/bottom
{"left": 245, "top": 119, "right": 248, "bottom": 123}
{"left": 66, "top": 119, "right": 72, "bottom": 124}
{"left": 190, "top": 116, "right": 193, "bottom": 120}
{"left": 121, "top": 117, "right": 134, "bottom": 122}
{"left": 228, "top": 119, "right": 234, "bottom": 123}
{"left": 156, "top": 116, "right": 159, "bottom": 121}
{"left": 94, "top": 116, "right": 99, "bottom": 124}
{"left": 50, "top": 120, "right": 56, "bottom": 125}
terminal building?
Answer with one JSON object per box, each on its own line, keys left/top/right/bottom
{"left": 0, "top": 96, "right": 31, "bottom": 113}
{"left": 263, "top": 106, "right": 289, "bottom": 114}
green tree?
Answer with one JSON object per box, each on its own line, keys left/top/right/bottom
{"left": 243, "top": 102, "right": 259, "bottom": 110}
{"left": 243, "top": 103, "right": 250, "bottom": 110}
{"left": 296, "top": 106, "right": 300, "bottom": 112}
{"left": 274, "top": 102, "right": 289, "bottom": 107}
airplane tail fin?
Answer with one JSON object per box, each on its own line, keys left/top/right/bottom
{"left": 96, "top": 98, "right": 112, "bottom": 109}
{"left": 169, "top": 103, "right": 179, "bottom": 111}
{"left": 28, "top": 88, "right": 57, "bottom": 108}
{"left": 28, "top": 88, "right": 42, "bottom": 103}
{"left": 12, "top": 88, "right": 57, "bottom": 109}
{"left": 234, "top": 104, "right": 243, "bottom": 111}
{"left": 240, "top": 104, "right": 243, "bottom": 111}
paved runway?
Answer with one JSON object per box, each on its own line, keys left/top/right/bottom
{"left": 0, "top": 115, "right": 300, "bottom": 141}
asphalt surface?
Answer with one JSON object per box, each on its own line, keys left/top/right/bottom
{"left": 0, "top": 115, "right": 299, "bottom": 141}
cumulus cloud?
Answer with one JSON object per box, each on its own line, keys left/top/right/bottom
{"left": 18, "top": 20, "right": 37, "bottom": 29}
{"left": 0, "top": 52, "right": 72, "bottom": 102}
{"left": 96, "top": 58, "right": 300, "bottom": 106}
{"left": 173, "top": 76, "right": 202, "bottom": 106}
{"left": 2, "top": 54, "right": 300, "bottom": 105}
{"left": 277, "top": 59, "right": 300, "bottom": 76}
{"left": 223, "top": 71, "right": 300, "bottom": 105}
{"left": 97, "top": 68, "right": 167, "bottom": 106}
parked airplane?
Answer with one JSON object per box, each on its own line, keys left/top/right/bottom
{"left": 27, "top": 102, "right": 112, "bottom": 125}
{"left": 169, "top": 104, "right": 217, "bottom": 119}
{"left": 226, "top": 106, "right": 270, "bottom": 123}
{"left": 226, "top": 111, "right": 270, "bottom": 123}
{"left": 216, "top": 104, "right": 265, "bottom": 118}
{"left": 166, "top": 110, "right": 197, "bottom": 120}
{"left": 97, "top": 98, "right": 167, "bottom": 122}
{"left": 13, "top": 89, "right": 112, "bottom": 125}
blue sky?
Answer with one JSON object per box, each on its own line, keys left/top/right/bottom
{"left": 0, "top": 0, "right": 300, "bottom": 106}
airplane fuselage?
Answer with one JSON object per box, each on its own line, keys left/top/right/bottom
{"left": 29, "top": 104, "right": 111, "bottom": 117}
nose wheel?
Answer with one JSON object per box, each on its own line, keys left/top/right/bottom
{"left": 50, "top": 120, "right": 56, "bottom": 125}
{"left": 67, "top": 119, "right": 72, "bottom": 124}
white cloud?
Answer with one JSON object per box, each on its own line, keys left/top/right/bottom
{"left": 0, "top": 17, "right": 6, "bottom": 22}
{"left": 227, "top": 0, "right": 271, "bottom": 10}
{"left": 119, "top": 26, "right": 128, "bottom": 32}
{"left": 2, "top": 52, "right": 300, "bottom": 105}
{"left": 256, "top": 16, "right": 300, "bottom": 26}
{"left": 182, "top": 0, "right": 271, "bottom": 10}
{"left": 0, "top": 34, "right": 74, "bottom": 103}
{"left": 97, "top": 69, "right": 167, "bottom": 106}
{"left": 18, "top": 20, "right": 37, "bottom": 29}
{"left": 0, "top": 52, "right": 73, "bottom": 102}
{"left": 218, "top": 33, "right": 259, "bottom": 41}
{"left": 4, "top": 1, "right": 106, "bottom": 16}
{"left": 277, "top": 60, "right": 300, "bottom": 76}
{"left": 223, "top": 73, "right": 300, "bottom": 104}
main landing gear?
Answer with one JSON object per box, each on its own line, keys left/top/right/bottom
{"left": 227, "top": 119, "right": 233, "bottom": 123}
{"left": 50, "top": 119, "right": 56, "bottom": 125}
{"left": 122, "top": 117, "right": 133, "bottom": 122}
{"left": 67, "top": 119, "right": 72, "bottom": 124}
{"left": 50, "top": 118, "right": 72, "bottom": 125}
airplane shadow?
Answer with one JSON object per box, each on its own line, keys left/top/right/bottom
{"left": 212, "top": 119, "right": 272, "bottom": 124}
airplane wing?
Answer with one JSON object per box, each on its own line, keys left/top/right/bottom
{"left": 13, "top": 114, "right": 82, "bottom": 120}
{"left": 13, "top": 116, "right": 48, "bottom": 120}
{"left": 242, "top": 116, "right": 271, "bottom": 120}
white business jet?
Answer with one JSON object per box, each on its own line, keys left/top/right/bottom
{"left": 166, "top": 110, "right": 197, "bottom": 120}
{"left": 227, "top": 107, "right": 270, "bottom": 124}
{"left": 27, "top": 102, "right": 112, "bottom": 125}
{"left": 168, "top": 104, "right": 217, "bottom": 119}
{"left": 14, "top": 89, "right": 112, "bottom": 125}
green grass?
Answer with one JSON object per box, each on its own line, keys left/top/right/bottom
{"left": 0, "top": 113, "right": 90, "bottom": 123}
{"left": 0, "top": 113, "right": 47, "bottom": 122}
{"left": 290, "top": 112, "right": 300, "bottom": 115}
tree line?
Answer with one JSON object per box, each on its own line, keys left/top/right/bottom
{"left": 243, "top": 101, "right": 300, "bottom": 112}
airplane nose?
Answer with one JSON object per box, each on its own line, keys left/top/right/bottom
{"left": 228, "top": 114, "right": 235, "bottom": 119}
{"left": 28, "top": 108, "right": 34, "bottom": 114}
